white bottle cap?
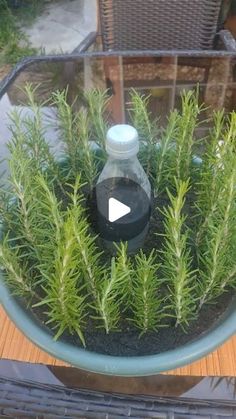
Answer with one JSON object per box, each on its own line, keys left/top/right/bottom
{"left": 106, "top": 124, "right": 139, "bottom": 159}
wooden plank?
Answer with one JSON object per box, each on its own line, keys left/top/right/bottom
{"left": 1, "top": 306, "right": 236, "bottom": 375}
{"left": 0, "top": 306, "right": 66, "bottom": 366}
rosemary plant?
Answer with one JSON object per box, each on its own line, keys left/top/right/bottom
{"left": 195, "top": 112, "right": 236, "bottom": 307}
{"left": 51, "top": 88, "right": 81, "bottom": 179}
{"left": 129, "top": 89, "right": 158, "bottom": 176}
{"left": 0, "top": 235, "right": 34, "bottom": 298}
{"left": 7, "top": 136, "right": 60, "bottom": 271}
{"left": 0, "top": 87, "right": 235, "bottom": 348}
{"left": 12, "top": 84, "right": 57, "bottom": 173}
{"left": 94, "top": 257, "right": 129, "bottom": 333}
{"left": 76, "top": 109, "right": 98, "bottom": 192}
{"left": 84, "top": 88, "right": 109, "bottom": 151}
{"left": 34, "top": 186, "right": 87, "bottom": 344}
{"left": 130, "top": 89, "right": 201, "bottom": 192}
{"left": 115, "top": 241, "right": 133, "bottom": 310}
{"left": 52, "top": 88, "right": 99, "bottom": 190}
{"left": 131, "top": 250, "right": 164, "bottom": 334}
{"left": 194, "top": 111, "right": 226, "bottom": 242}
{"left": 69, "top": 176, "right": 103, "bottom": 302}
{"left": 152, "top": 110, "right": 179, "bottom": 196}
{"left": 161, "top": 179, "right": 197, "bottom": 328}
{"left": 171, "top": 89, "right": 201, "bottom": 184}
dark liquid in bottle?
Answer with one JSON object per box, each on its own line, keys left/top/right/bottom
{"left": 95, "top": 177, "right": 151, "bottom": 242}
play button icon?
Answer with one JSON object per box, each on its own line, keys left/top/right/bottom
{"left": 108, "top": 198, "right": 131, "bottom": 222}
{"left": 95, "top": 177, "right": 151, "bottom": 242}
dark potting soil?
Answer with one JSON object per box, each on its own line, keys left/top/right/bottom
{"left": 64, "top": 292, "right": 233, "bottom": 356}
{"left": 30, "top": 188, "right": 235, "bottom": 357}
{"left": 33, "top": 290, "right": 233, "bottom": 357}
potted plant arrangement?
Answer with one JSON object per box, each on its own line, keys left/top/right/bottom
{"left": 0, "top": 84, "right": 235, "bottom": 376}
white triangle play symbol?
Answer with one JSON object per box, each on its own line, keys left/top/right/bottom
{"left": 108, "top": 197, "right": 131, "bottom": 223}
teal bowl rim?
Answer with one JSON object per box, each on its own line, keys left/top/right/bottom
{"left": 1, "top": 54, "right": 236, "bottom": 376}
{"left": 0, "top": 276, "right": 235, "bottom": 376}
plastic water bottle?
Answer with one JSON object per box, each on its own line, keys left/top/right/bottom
{"left": 96, "top": 124, "right": 151, "bottom": 254}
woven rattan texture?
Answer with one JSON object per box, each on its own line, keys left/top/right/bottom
{"left": 1, "top": 377, "right": 236, "bottom": 418}
{"left": 100, "top": 0, "right": 222, "bottom": 51}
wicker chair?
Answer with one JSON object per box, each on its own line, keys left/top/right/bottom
{"left": 72, "top": 0, "right": 236, "bottom": 124}
{"left": 99, "top": 0, "right": 222, "bottom": 50}
{"left": 75, "top": 0, "right": 236, "bottom": 53}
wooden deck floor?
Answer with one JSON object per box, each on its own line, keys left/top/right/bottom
{"left": 1, "top": 306, "right": 236, "bottom": 375}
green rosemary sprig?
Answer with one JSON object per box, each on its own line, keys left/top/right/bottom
{"left": 195, "top": 111, "right": 236, "bottom": 249}
{"left": 0, "top": 235, "right": 34, "bottom": 298}
{"left": 51, "top": 88, "right": 100, "bottom": 189}
{"left": 172, "top": 89, "right": 201, "bottom": 184}
{"left": 35, "top": 208, "right": 87, "bottom": 345}
{"left": 161, "top": 179, "right": 197, "bottom": 328}
{"left": 114, "top": 242, "right": 134, "bottom": 310}
{"left": 7, "top": 144, "right": 37, "bottom": 246}
{"left": 193, "top": 111, "right": 236, "bottom": 307}
{"left": 195, "top": 112, "right": 227, "bottom": 231}
{"left": 51, "top": 88, "right": 79, "bottom": 179}
{"left": 131, "top": 249, "right": 164, "bottom": 334}
{"left": 153, "top": 110, "right": 179, "bottom": 196}
{"left": 76, "top": 108, "right": 98, "bottom": 191}
{"left": 94, "top": 257, "right": 126, "bottom": 333}
{"left": 84, "top": 88, "right": 109, "bottom": 151}
{"left": 197, "top": 155, "right": 236, "bottom": 307}
{"left": 69, "top": 176, "right": 103, "bottom": 302}
{"left": 129, "top": 89, "right": 158, "bottom": 176}
{"left": 3, "top": 105, "right": 64, "bottom": 286}
{"left": 9, "top": 84, "right": 60, "bottom": 182}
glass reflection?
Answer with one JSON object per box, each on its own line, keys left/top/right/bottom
{"left": 1, "top": 54, "right": 236, "bottom": 176}
{"left": 1, "top": 55, "right": 236, "bottom": 126}
{"left": 0, "top": 359, "right": 236, "bottom": 401}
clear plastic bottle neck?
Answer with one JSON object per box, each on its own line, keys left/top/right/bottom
{"left": 107, "top": 154, "right": 138, "bottom": 163}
